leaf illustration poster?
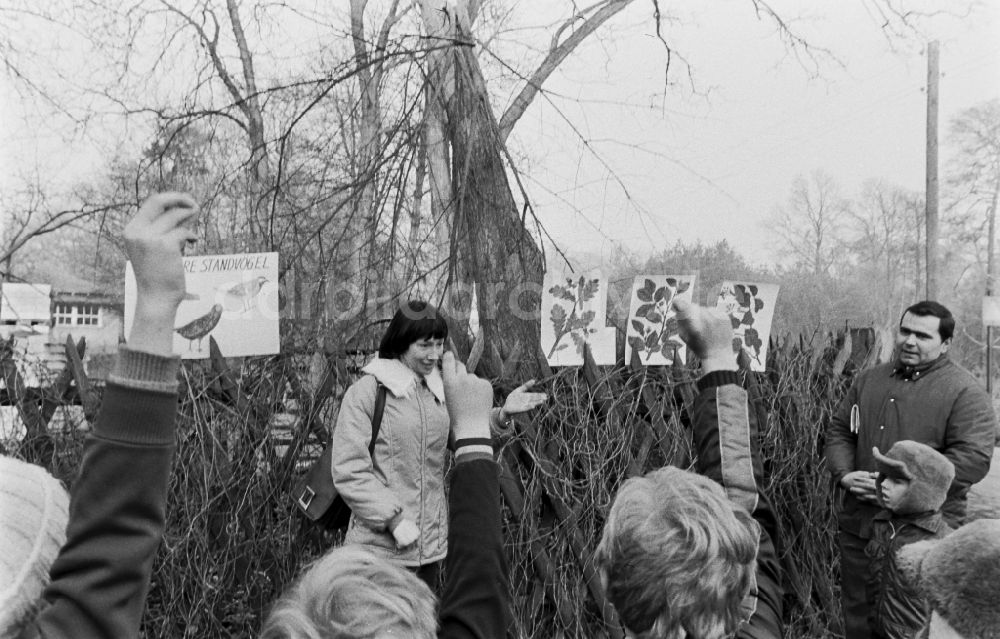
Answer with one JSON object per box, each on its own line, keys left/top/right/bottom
{"left": 715, "top": 281, "right": 780, "bottom": 372}
{"left": 124, "top": 252, "right": 280, "bottom": 359}
{"left": 625, "top": 274, "right": 696, "bottom": 366}
{"left": 541, "top": 270, "right": 614, "bottom": 367}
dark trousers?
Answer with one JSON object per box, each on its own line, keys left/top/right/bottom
{"left": 838, "top": 529, "right": 872, "bottom": 639}
{"left": 413, "top": 559, "right": 443, "bottom": 593}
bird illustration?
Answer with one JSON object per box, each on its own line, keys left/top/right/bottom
{"left": 175, "top": 303, "right": 223, "bottom": 351}
{"left": 220, "top": 276, "right": 268, "bottom": 313}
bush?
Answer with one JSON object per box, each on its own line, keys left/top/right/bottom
{"left": 10, "top": 336, "right": 851, "bottom": 638}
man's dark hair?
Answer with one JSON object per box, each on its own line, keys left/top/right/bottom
{"left": 378, "top": 300, "right": 449, "bottom": 359}
{"left": 901, "top": 301, "right": 954, "bottom": 341}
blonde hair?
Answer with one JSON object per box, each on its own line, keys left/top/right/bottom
{"left": 260, "top": 546, "right": 437, "bottom": 639}
{"left": 596, "top": 466, "right": 757, "bottom": 639}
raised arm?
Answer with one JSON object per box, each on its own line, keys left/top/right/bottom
{"left": 23, "top": 193, "right": 195, "bottom": 639}
{"left": 673, "top": 298, "right": 784, "bottom": 638}
{"left": 437, "top": 352, "right": 511, "bottom": 639}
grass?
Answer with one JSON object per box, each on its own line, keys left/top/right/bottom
{"left": 7, "top": 337, "right": 854, "bottom": 638}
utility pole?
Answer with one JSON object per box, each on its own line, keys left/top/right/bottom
{"left": 987, "top": 188, "right": 997, "bottom": 394}
{"left": 925, "top": 41, "right": 940, "bottom": 300}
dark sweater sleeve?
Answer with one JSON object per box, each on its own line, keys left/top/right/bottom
{"left": 694, "top": 371, "right": 784, "bottom": 639}
{"left": 438, "top": 458, "right": 511, "bottom": 639}
{"left": 21, "top": 347, "right": 179, "bottom": 639}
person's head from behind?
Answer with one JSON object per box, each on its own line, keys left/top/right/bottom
{"left": 595, "top": 466, "right": 757, "bottom": 639}
{"left": 0, "top": 456, "right": 70, "bottom": 637}
{"left": 897, "top": 301, "right": 954, "bottom": 366}
{"left": 260, "top": 546, "right": 436, "bottom": 639}
{"left": 378, "top": 300, "right": 449, "bottom": 377}
{"left": 898, "top": 518, "right": 1000, "bottom": 639}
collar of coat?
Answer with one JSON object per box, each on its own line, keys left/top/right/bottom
{"left": 362, "top": 357, "right": 445, "bottom": 403}
{"left": 872, "top": 508, "right": 948, "bottom": 535}
{"left": 891, "top": 353, "right": 949, "bottom": 381}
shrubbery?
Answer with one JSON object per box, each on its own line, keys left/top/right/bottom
{"left": 11, "top": 336, "right": 854, "bottom": 638}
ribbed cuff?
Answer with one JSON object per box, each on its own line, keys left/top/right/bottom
{"left": 454, "top": 437, "right": 494, "bottom": 462}
{"left": 107, "top": 346, "right": 180, "bottom": 394}
{"left": 697, "top": 370, "right": 740, "bottom": 392}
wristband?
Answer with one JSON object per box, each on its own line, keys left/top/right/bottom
{"left": 454, "top": 437, "right": 494, "bottom": 460}
{"left": 697, "top": 370, "right": 740, "bottom": 392}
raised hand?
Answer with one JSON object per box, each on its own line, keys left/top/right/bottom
{"left": 440, "top": 351, "right": 493, "bottom": 443}
{"left": 124, "top": 192, "right": 198, "bottom": 355}
{"left": 672, "top": 297, "right": 737, "bottom": 373}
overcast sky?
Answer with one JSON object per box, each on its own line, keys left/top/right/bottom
{"left": 502, "top": 0, "right": 1000, "bottom": 269}
{"left": 2, "top": 1, "right": 998, "bottom": 272}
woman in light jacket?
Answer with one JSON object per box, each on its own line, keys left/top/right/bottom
{"left": 330, "top": 300, "right": 545, "bottom": 587}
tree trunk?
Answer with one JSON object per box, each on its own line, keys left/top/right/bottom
{"left": 443, "top": 25, "right": 545, "bottom": 377}
{"left": 419, "top": 0, "right": 473, "bottom": 357}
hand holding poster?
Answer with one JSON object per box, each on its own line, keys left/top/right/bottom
{"left": 625, "top": 274, "right": 696, "bottom": 366}
{"left": 715, "top": 281, "right": 779, "bottom": 372}
{"left": 125, "top": 252, "right": 280, "bottom": 359}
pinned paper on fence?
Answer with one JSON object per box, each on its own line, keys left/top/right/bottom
{"left": 125, "top": 252, "right": 280, "bottom": 359}
{"left": 541, "top": 270, "right": 615, "bottom": 366}
{"left": 715, "top": 281, "right": 779, "bottom": 372}
{"left": 625, "top": 274, "right": 696, "bottom": 366}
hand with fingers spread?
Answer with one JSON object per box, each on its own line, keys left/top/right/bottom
{"left": 500, "top": 380, "right": 547, "bottom": 421}
{"left": 672, "top": 297, "right": 737, "bottom": 374}
{"left": 440, "top": 351, "right": 494, "bottom": 444}
{"left": 124, "top": 192, "right": 198, "bottom": 355}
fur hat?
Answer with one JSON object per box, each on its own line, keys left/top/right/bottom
{"left": 872, "top": 441, "right": 954, "bottom": 515}
{"left": 0, "top": 456, "right": 70, "bottom": 633}
{"left": 898, "top": 518, "right": 1000, "bottom": 639}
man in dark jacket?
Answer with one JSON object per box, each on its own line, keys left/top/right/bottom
{"left": 824, "top": 300, "right": 996, "bottom": 639}
{"left": 596, "top": 298, "right": 783, "bottom": 639}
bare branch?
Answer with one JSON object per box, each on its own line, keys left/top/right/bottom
{"left": 497, "top": 0, "right": 634, "bottom": 140}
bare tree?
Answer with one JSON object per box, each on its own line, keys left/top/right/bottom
{"left": 769, "top": 170, "right": 849, "bottom": 276}
{"left": 946, "top": 99, "right": 1000, "bottom": 295}
{"left": 847, "top": 179, "right": 922, "bottom": 323}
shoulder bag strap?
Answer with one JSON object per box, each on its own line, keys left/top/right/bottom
{"left": 368, "top": 382, "right": 387, "bottom": 457}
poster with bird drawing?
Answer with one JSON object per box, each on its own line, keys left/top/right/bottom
{"left": 715, "top": 281, "right": 779, "bottom": 372}
{"left": 124, "top": 252, "right": 280, "bottom": 359}
{"left": 541, "top": 270, "right": 616, "bottom": 366}
{"left": 626, "top": 274, "right": 696, "bottom": 366}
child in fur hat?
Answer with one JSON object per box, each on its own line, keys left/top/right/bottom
{"left": 897, "top": 518, "right": 1000, "bottom": 639}
{"left": 865, "top": 440, "right": 955, "bottom": 639}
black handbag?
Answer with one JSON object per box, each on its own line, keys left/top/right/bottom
{"left": 293, "top": 383, "right": 387, "bottom": 530}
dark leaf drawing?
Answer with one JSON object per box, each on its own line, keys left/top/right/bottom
{"left": 626, "top": 275, "right": 694, "bottom": 365}
{"left": 718, "top": 281, "right": 774, "bottom": 369}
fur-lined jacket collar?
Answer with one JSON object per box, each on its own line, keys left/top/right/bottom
{"left": 362, "top": 357, "right": 445, "bottom": 403}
